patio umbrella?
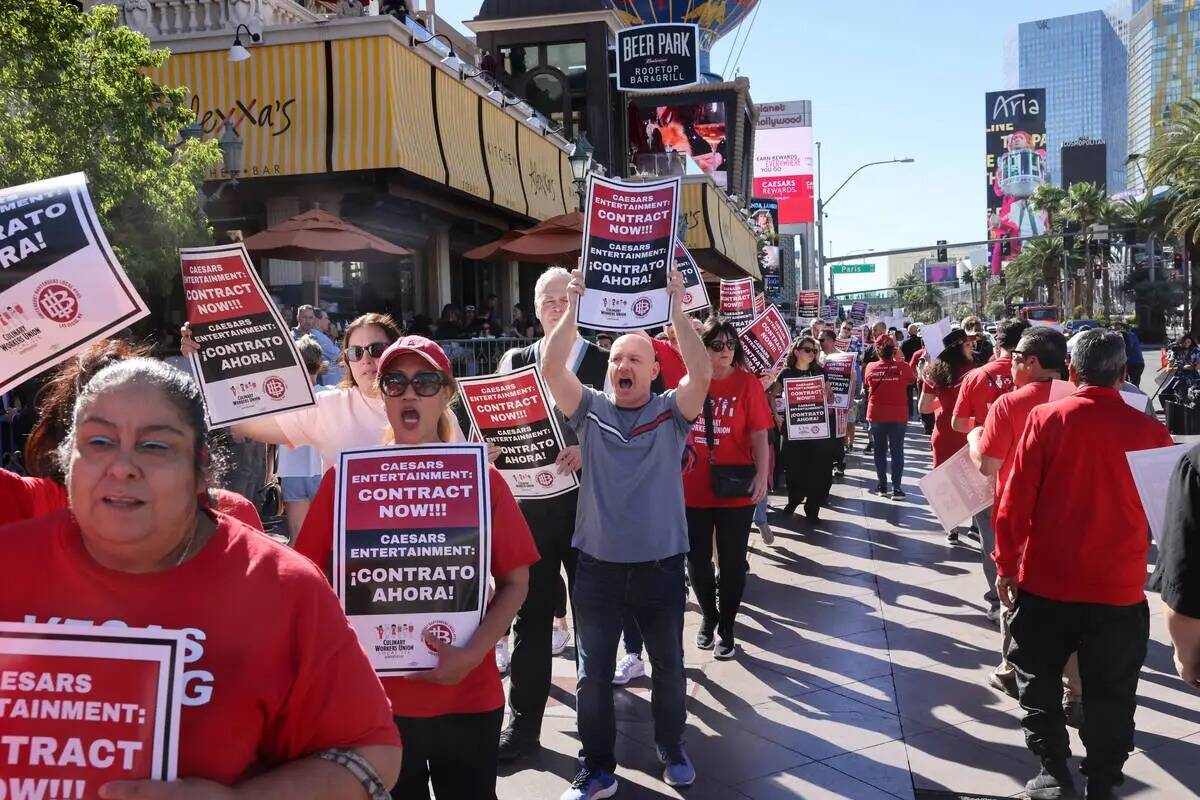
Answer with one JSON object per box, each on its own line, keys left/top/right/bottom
{"left": 462, "top": 211, "right": 585, "bottom": 263}
{"left": 242, "top": 209, "right": 412, "bottom": 261}
{"left": 462, "top": 230, "right": 527, "bottom": 261}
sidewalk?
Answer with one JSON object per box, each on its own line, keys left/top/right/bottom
{"left": 498, "top": 426, "right": 1200, "bottom": 799}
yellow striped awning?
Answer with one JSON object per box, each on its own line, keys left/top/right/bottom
{"left": 677, "top": 178, "right": 760, "bottom": 280}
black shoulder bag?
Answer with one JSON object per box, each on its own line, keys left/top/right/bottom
{"left": 704, "top": 397, "right": 757, "bottom": 498}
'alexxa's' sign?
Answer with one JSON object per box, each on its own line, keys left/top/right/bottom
{"left": 616, "top": 23, "right": 700, "bottom": 92}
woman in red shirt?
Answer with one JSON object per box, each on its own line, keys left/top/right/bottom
{"left": 777, "top": 336, "right": 837, "bottom": 521}
{"left": 918, "top": 328, "right": 975, "bottom": 467}
{"left": 0, "top": 358, "right": 402, "bottom": 798}
{"left": 682, "top": 320, "right": 772, "bottom": 659}
{"left": 863, "top": 335, "right": 916, "bottom": 498}
{"left": 295, "top": 336, "right": 538, "bottom": 799}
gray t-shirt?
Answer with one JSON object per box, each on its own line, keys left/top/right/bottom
{"left": 567, "top": 386, "right": 693, "bottom": 562}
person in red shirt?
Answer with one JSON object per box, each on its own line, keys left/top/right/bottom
{"left": 907, "top": 345, "right": 935, "bottom": 435}
{"left": 917, "top": 328, "right": 974, "bottom": 466}
{"left": 295, "top": 336, "right": 538, "bottom": 799}
{"left": 682, "top": 320, "right": 772, "bottom": 655}
{"left": 952, "top": 318, "right": 1030, "bottom": 614}
{"left": 650, "top": 320, "right": 694, "bottom": 391}
{"left": 993, "top": 330, "right": 1174, "bottom": 800}
{"left": 863, "top": 335, "right": 915, "bottom": 498}
{"left": 0, "top": 358, "right": 402, "bottom": 798}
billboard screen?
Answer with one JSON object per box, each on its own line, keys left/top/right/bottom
{"left": 753, "top": 101, "right": 814, "bottom": 225}
{"left": 1061, "top": 140, "right": 1107, "bottom": 190}
{"left": 924, "top": 263, "right": 957, "bottom": 286}
{"left": 748, "top": 197, "right": 779, "bottom": 245}
{"left": 985, "top": 89, "right": 1049, "bottom": 243}
{"left": 628, "top": 100, "right": 730, "bottom": 189}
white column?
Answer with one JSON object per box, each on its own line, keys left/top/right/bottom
{"left": 264, "top": 196, "right": 301, "bottom": 293}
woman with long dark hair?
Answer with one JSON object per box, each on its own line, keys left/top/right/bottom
{"left": 918, "top": 328, "right": 975, "bottom": 467}
{"left": 863, "top": 334, "right": 916, "bottom": 498}
{"left": 777, "top": 336, "right": 836, "bottom": 521}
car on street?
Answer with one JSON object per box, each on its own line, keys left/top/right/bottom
{"left": 1064, "top": 319, "right": 1104, "bottom": 335}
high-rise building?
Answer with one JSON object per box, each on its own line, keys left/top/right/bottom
{"left": 1127, "top": 0, "right": 1200, "bottom": 192}
{"left": 1011, "top": 9, "right": 1129, "bottom": 192}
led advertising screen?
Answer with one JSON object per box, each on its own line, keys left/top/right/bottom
{"left": 753, "top": 101, "right": 814, "bottom": 225}
{"left": 628, "top": 100, "right": 730, "bottom": 189}
{"left": 985, "top": 89, "right": 1049, "bottom": 241}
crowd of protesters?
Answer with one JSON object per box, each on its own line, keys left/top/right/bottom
{"left": 2, "top": 265, "right": 1198, "bottom": 800}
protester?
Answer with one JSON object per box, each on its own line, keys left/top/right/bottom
{"left": 863, "top": 334, "right": 915, "bottom": 498}
{"left": 6, "top": 339, "right": 263, "bottom": 530}
{"left": 818, "top": 329, "right": 849, "bottom": 476}
{"left": 682, "top": 319, "right": 771, "bottom": 658}
{"left": 294, "top": 304, "right": 343, "bottom": 386}
{"left": 1159, "top": 441, "right": 1200, "bottom": 690}
{"left": 993, "top": 329, "right": 1173, "bottom": 799}
{"left": 1116, "top": 323, "right": 1145, "bottom": 386}
{"left": 0, "top": 358, "right": 403, "bottom": 796}
{"left": 859, "top": 321, "right": 889, "bottom": 454}
{"left": 952, "top": 319, "right": 1028, "bottom": 604}
{"left": 778, "top": 336, "right": 836, "bottom": 520}
{"left": 649, "top": 319, "right": 692, "bottom": 390}
{"left": 918, "top": 328, "right": 973, "bottom": 467}
{"left": 277, "top": 335, "right": 329, "bottom": 542}
{"left": 541, "top": 267, "right": 710, "bottom": 797}
{"left": 900, "top": 323, "right": 923, "bottom": 362}
{"left": 315, "top": 308, "right": 347, "bottom": 384}
{"left": 493, "top": 266, "right": 608, "bottom": 763}
{"left": 962, "top": 315, "right": 994, "bottom": 365}
{"left": 295, "top": 336, "right": 538, "bottom": 798}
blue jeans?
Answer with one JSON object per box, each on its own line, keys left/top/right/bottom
{"left": 871, "top": 421, "right": 907, "bottom": 490}
{"left": 573, "top": 552, "right": 688, "bottom": 772}
{"left": 753, "top": 495, "right": 769, "bottom": 527}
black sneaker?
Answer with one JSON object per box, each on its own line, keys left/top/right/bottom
{"left": 696, "top": 623, "right": 716, "bottom": 650}
{"left": 714, "top": 638, "right": 736, "bottom": 660}
{"left": 1084, "top": 781, "right": 1117, "bottom": 800}
{"left": 945, "top": 529, "right": 960, "bottom": 544}
{"left": 1025, "top": 761, "right": 1079, "bottom": 799}
{"left": 871, "top": 483, "right": 889, "bottom": 496}
{"left": 497, "top": 725, "right": 538, "bottom": 762}
{"left": 804, "top": 502, "right": 820, "bottom": 521}
{"left": 780, "top": 503, "right": 798, "bottom": 516}
{"left": 891, "top": 488, "right": 906, "bottom": 500}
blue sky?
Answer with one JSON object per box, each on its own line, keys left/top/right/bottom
{"left": 433, "top": 0, "right": 1107, "bottom": 258}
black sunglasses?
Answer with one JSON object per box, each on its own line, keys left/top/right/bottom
{"left": 380, "top": 371, "right": 449, "bottom": 398}
{"left": 345, "top": 342, "right": 390, "bottom": 362}
{"left": 708, "top": 340, "right": 736, "bottom": 352}
{"left": 798, "top": 346, "right": 818, "bottom": 354}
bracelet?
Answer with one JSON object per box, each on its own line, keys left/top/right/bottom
{"left": 316, "top": 748, "right": 392, "bottom": 800}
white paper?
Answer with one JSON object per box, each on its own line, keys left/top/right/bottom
{"left": 1126, "top": 444, "right": 1191, "bottom": 545}
{"left": 917, "top": 444, "right": 996, "bottom": 532}
{"left": 919, "top": 317, "right": 953, "bottom": 361}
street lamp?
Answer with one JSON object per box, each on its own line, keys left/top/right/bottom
{"left": 227, "top": 24, "right": 260, "bottom": 63}
{"left": 816, "top": 148, "right": 914, "bottom": 301}
{"left": 409, "top": 33, "right": 463, "bottom": 72}
{"left": 569, "top": 133, "right": 594, "bottom": 209}
{"left": 1126, "top": 152, "right": 1149, "bottom": 192}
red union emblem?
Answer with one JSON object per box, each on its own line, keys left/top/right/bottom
{"left": 632, "top": 297, "right": 652, "bottom": 318}
{"left": 422, "top": 621, "right": 455, "bottom": 653}
{"left": 263, "top": 376, "right": 286, "bottom": 400}
{"left": 683, "top": 290, "right": 694, "bottom": 304}
{"left": 34, "top": 281, "right": 81, "bottom": 324}
{"left": 536, "top": 470, "right": 555, "bottom": 487}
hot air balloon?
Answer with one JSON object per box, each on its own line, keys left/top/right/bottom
{"left": 609, "top": 0, "right": 761, "bottom": 51}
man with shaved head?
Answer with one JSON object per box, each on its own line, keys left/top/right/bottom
{"left": 543, "top": 268, "right": 711, "bottom": 798}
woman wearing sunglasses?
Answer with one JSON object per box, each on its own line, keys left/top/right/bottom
{"left": 777, "top": 336, "right": 837, "bottom": 521}
{"left": 294, "top": 336, "right": 538, "bottom": 799}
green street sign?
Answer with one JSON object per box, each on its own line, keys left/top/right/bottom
{"left": 831, "top": 263, "right": 875, "bottom": 274}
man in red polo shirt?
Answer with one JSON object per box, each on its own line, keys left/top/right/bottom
{"left": 993, "top": 329, "right": 1173, "bottom": 800}
{"left": 953, "top": 319, "right": 1029, "bottom": 622}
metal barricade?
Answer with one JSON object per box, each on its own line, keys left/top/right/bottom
{"left": 435, "top": 337, "right": 537, "bottom": 377}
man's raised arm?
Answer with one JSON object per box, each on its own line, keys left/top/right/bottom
{"left": 669, "top": 270, "right": 712, "bottom": 421}
{"left": 541, "top": 269, "right": 586, "bottom": 419}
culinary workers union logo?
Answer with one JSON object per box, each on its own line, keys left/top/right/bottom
{"left": 34, "top": 280, "right": 81, "bottom": 325}
{"left": 632, "top": 297, "right": 652, "bottom": 318}
{"left": 263, "top": 376, "right": 287, "bottom": 400}
{"left": 536, "top": 470, "right": 555, "bottom": 487}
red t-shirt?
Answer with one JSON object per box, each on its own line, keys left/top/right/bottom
{"left": 682, "top": 368, "right": 772, "bottom": 508}
{"left": 908, "top": 348, "right": 927, "bottom": 372}
{"left": 977, "top": 380, "right": 1053, "bottom": 517}
{"left": 0, "top": 510, "right": 400, "bottom": 784}
{"left": 864, "top": 358, "right": 915, "bottom": 423}
{"left": 0, "top": 471, "right": 264, "bottom": 530}
{"left": 952, "top": 357, "right": 1015, "bottom": 427}
{"left": 922, "top": 375, "right": 969, "bottom": 467}
{"left": 652, "top": 337, "right": 687, "bottom": 390}
{"left": 296, "top": 465, "right": 539, "bottom": 717}
{"left": 993, "top": 386, "right": 1174, "bottom": 605}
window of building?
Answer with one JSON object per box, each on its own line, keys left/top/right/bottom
{"left": 497, "top": 41, "right": 589, "bottom": 139}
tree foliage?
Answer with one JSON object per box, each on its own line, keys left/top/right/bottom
{"left": 0, "top": 0, "right": 220, "bottom": 300}
{"left": 893, "top": 273, "right": 944, "bottom": 322}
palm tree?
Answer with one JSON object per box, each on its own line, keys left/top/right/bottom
{"left": 1003, "top": 235, "right": 1071, "bottom": 307}
{"left": 893, "top": 273, "right": 944, "bottom": 322}
{"left": 1029, "top": 183, "right": 1067, "bottom": 229}
{"left": 1060, "top": 182, "right": 1107, "bottom": 316}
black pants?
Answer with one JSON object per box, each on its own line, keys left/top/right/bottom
{"left": 782, "top": 437, "right": 835, "bottom": 510}
{"left": 685, "top": 504, "right": 755, "bottom": 640}
{"left": 832, "top": 435, "right": 846, "bottom": 470}
{"left": 507, "top": 492, "right": 579, "bottom": 739}
{"left": 392, "top": 708, "right": 504, "bottom": 799}
{"left": 1007, "top": 591, "right": 1149, "bottom": 789}
{"left": 920, "top": 412, "right": 935, "bottom": 435}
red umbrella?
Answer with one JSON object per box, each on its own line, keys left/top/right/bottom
{"left": 463, "top": 212, "right": 584, "bottom": 263}
{"left": 462, "top": 230, "right": 527, "bottom": 261}
{"left": 242, "top": 209, "right": 412, "bottom": 261}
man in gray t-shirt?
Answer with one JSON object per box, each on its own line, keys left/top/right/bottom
{"left": 544, "top": 268, "right": 711, "bottom": 799}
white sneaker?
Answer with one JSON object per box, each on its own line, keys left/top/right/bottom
{"left": 551, "top": 626, "right": 572, "bottom": 656}
{"left": 612, "top": 653, "right": 645, "bottom": 685}
{"left": 756, "top": 521, "right": 774, "bottom": 545}
{"left": 495, "top": 639, "right": 510, "bottom": 675}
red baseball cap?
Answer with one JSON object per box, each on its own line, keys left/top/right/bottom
{"left": 378, "top": 336, "right": 453, "bottom": 376}
{"left": 874, "top": 334, "right": 896, "bottom": 349}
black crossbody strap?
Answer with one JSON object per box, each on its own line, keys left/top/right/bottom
{"left": 703, "top": 396, "right": 715, "bottom": 464}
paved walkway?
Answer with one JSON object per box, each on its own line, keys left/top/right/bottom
{"left": 498, "top": 426, "right": 1200, "bottom": 799}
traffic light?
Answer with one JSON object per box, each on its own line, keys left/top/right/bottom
{"left": 937, "top": 240, "right": 948, "bottom": 262}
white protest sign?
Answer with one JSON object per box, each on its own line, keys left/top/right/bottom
{"left": 0, "top": 173, "right": 149, "bottom": 394}
{"left": 824, "top": 353, "right": 855, "bottom": 409}
{"left": 674, "top": 241, "right": 711, "bottom": 314}
{"left": 1126, "top": 444, "right": 1191, "bottom": 545}
{"left": 920, "top": 317, "right": 953, "bottom": 361}
{"left": 783, "top": 376, "right": 829, "bottom": 440}
{"left": 917, "top": 444, "right": 996, "bottom": 532}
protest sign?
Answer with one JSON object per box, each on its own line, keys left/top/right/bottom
{"left": 0, "top": 173, "right": 149, "bottom": 394}
{"left": 1126, "top": 444, "right": 1191, "bottom": 545}
{"left": 822, "top": 297, "right": 840, "bottom": 321}
{"left": 1049, "top": 379, "right": 1149, "bottom": 412}
{"left": 796, "top": 290, "right": 820, "bottom": 323}
{"left": 738, "top": 305, "right": 791, "bottom": 375}
{"left": 180, "top": 244, "right": 314, "bottom": 428}
{"left": 783, "top": 376, "right": 829, "bottom": 440}
{"left": 334, "top": 444, "right": 491, "bottom": 675}
{"left": 917, "top": 444, "right": 996, "bottom": 532}
{"left": 0, "top": 623, "right": 184, "bottom": 799}
{"left": 835, "top": 407, "right": 848, "bottom": 438}
{"left": 720, "top": 277, "right": 755, "bottom": 331}
{"left": 920, "top": 317, "right": 953, "bottom": 360}
{"left": 577, "top": 175, "right": 678, "bottom": 331}
{"left": 753, "top": 291, "right": 765, "bottom": 315}
{"left": 849, "top": 301, "right": 868, "bottom": 325}
{"left": 824, "top": 353, "right": 854, "bottom": 409}
{"left": 674, "top": 241, "right": 710, "bottom": 314}
{"left": 835, "top": 337, "right": 850, "bottom": 351}
{"left": 458, "top": 366, "right": 577, "bottom": 500}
